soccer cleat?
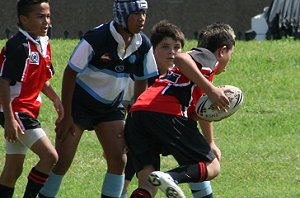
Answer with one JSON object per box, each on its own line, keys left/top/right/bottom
{"left": 148, "top": 171, "right": 186, "bottom": 198}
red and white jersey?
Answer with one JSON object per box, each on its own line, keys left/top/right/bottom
{"left": 0, "top": 29, "right": 54, "bottom": 118}
{"left": 130, "top": 48, "right": 218, "bottom": 118}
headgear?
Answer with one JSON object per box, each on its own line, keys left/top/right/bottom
{"left": 113, "top": 0, "right": 148, "bottom": 29}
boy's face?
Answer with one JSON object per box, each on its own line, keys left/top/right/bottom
{"left": 127, "top": 11, "right": 146, "bottom": 34}
{"left": 154, "top": 37, "right": 182, "bottom": 73}
{"left": 215, "top": 46, "right": 235, "bottom": 75}
{"left": 20, "top": 2, "right": 51, "bottom": 38}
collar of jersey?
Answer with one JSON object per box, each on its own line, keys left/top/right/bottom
{"left": 19, "top": 28, "right": 49, "bottom": 56}
{"left": 109, "top": 21, "right": 142, "bottom": 60}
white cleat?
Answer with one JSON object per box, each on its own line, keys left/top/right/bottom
{"left": 148, "top": 171, "right": 186, "bottom": 198}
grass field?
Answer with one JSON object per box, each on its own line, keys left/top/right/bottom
{"left": 0, "top": 38, "right": 299, "bottom": 198}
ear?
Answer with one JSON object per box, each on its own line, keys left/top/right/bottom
{"left": 19, "top": 15, "right": 29, "bottom": 27}
{"left": 218, "top": 46, "right": 227, "bottom": 58}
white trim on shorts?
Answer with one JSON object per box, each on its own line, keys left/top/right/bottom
{"left": 6, "top": 128, "right": 46, "bottom": 154}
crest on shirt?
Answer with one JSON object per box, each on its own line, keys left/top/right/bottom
{"left": 128, "top": 54, "right": 137, "bottom": 64}
{"left": 100, "top": 53, "right": 112, "bottom": 62}
{"left": 29, "top": 52, "right": 40, "bottom": 65}
{"left": 115, "top": 65, "right": 125, "bottom": 72}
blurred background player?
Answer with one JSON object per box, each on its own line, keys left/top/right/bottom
{"left": 0, "top": 0, "right": 63, "bottom": 197}
{"left": 39, "top": 0, "right": 158, "bottom": 198}
{"left": 124, "top": 22, "right": 235, "bottom": 198}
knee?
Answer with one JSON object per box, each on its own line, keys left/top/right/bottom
{"left": 50, "top": 151, "right": 59, "bottom": 166}
{"left": 206, "top": 158, "right": 220, "bottom": 180}
{"left": 41, "top": 150, "right": 59, "bottom": 167}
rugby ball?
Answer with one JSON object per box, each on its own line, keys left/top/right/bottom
{"left": 196, "top": 85, "right": 244, "bottom": 121}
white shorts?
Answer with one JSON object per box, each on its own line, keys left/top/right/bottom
{"left": 6, "top": 128, "right": 46, "bottom": 154}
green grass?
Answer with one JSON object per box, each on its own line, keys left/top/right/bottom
{"left": 0, "top": 38, "right": 300, "bottom": 197}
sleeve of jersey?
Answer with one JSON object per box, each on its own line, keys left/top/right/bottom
{"left": 68, "top": 39, "right": 94, "bottom": 73}
{"left": 0, "top": 42, "right": 28, "bottom": 82}
{"left": 133, "top": 47, "right": 159, "bottom": 80}
{"left": 200, "top": 65, "right": 213, "bottom": 77}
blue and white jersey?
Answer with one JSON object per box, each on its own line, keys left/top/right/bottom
{"left": 68, "top": 21, "right": 158, "bottom": 105}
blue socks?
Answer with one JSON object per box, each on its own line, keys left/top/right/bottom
{"left": 39, "top": 172, "right": 125, "bottom": 197}
{"left": 102, "top": 173, "right": 125, "bottom": 197}
{"left": 189, "top": 181, "right": 213, "bottom": 198}
{"left": 39, "top": 172, "right": 64, "bottom": 198}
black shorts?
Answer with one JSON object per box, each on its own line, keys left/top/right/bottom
{"left": 125, "top": 150, "right": 161, "bottom": 181}
{"left": 124, "top": 111, "right": 215, "bottom": 172}
{"left": 0, "top": 112, "right": 41, "bottom": 130}
{"left": 72, "top": 84, "right": 125, "bottom": 130}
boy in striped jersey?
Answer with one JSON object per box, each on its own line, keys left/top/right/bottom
{"left": 39, "top": 1, "right": 158, "bottom": 198}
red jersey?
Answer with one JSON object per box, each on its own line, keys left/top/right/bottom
{"left": 130, "top": 48, "right": 218, "bottom": 118}
{"left": 0, "top": 30, "right": 54, "bottom": 118}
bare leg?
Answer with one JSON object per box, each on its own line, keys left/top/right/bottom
{"left": 52, "top": 124, "right": 84, "bottom": 175}
{"left": 0, "top": 154, "right": 25, "bottom": 187}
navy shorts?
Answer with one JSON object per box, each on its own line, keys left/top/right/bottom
{"left": 124, "top": 111, "right": 215, "bottom": 172}
{"left": 72, "top": 84, "right": 125, "bottom": 130}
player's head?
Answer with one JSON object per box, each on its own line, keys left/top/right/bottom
{"left": 197, "top": 22, "right": 235, "bottom": 53}
{"left": 151, "top": 20, "right": 185, "bottom": 49}
{"left": 113, "top": 0, "right": 148, "bottom": 33}
{"left": 197, "top": 22, "right": 236, "bottom": 74}
{"left": 151, "top": 20, "right": 185, "bottom": 73}
{"left": 17, "top": 0, "right": 51, "bottom": 38}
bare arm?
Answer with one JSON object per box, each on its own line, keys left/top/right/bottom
{"left": 133, "top": 79, "right": 147, "bottom": 101}
{"left": 174, "top": 52, "right": 229, "bottom": 110}
{"left": 55, "top": 66, "right": 78, "bottom": 141}
{"left": 42, "top": 81, "right": 64, "bottom": 124}
{"left": 0, "top": 78, "right": 23, "bottom": 142}
{"left": 198, "top": 119, "right": 221, "bottom": 161}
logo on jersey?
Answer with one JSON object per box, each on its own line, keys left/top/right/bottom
{"left": 128, "top": 54, "right": 137, "bottom": 64}
{"left": 100, "top": 53, "right": 112, "bottom": 62}
{"left": 115, "top": 65, "right": 125, "bottom": 72}
{"left": 29, "top": 52, "right": 40, "bottom": 65}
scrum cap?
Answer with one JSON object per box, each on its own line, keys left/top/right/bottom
{"left": 113, "top": 0, "right": 148, "bottom": 29}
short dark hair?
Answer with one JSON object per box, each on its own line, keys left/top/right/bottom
{"left": 197, "top": 22, "right": 235, "bottom": 53}
{"left": 150, "top": 20, "right": 185, "bottom": 49}
{"left": 17, "top": 0, "right": 50, "bottom": 26}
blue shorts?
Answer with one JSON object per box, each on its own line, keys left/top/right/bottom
{"left": 72, "top": 84, "right": 125, "bottom": 130}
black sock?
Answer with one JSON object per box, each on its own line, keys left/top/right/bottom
{"left": 23, "top": 167, "right": 48, "bottom": 198}
{"left": 202, "top": 194, "right": 213, "bottom": 198}
{"left": 130, "top": 188, "right": 152, "bottom": 198}
{"left": 0, "top": 184, "right": 14, "bottom": 198}
{"left": 167, "top": 162, "right": 207, "bottom": 183}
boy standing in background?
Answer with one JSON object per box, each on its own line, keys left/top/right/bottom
{"left": 0, "top": 0, "right": 63, "bottom": 197}
{"left": 39, "top": 1, "right": 158, "bottom": 197}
